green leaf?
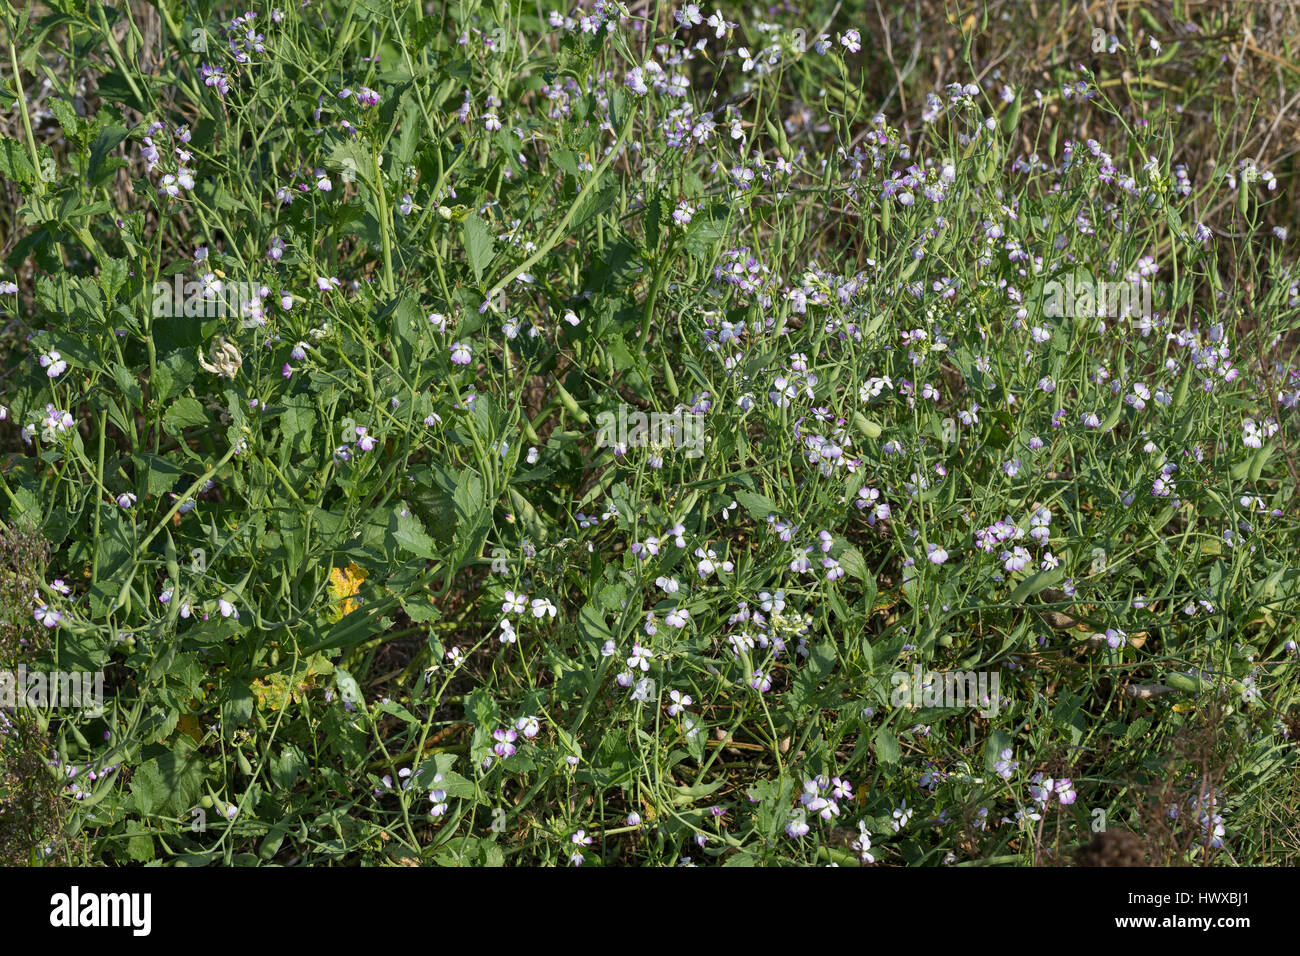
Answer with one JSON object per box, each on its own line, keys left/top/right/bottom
{"left": 88, "top": 124, "right": 129, "bottom": 184}
{"left": 573, "top": 183, "right": 618, "bottom": 229}
{"left": 153, "top": 351, "right": 197, "bottom": 404}
{"left": 279, "top": 398, "right": 316, "bottom": 456}
{"left": 551, "top": 148, "right": 579, "bottom": 177}
{"left": 392, "top": 510, "right": 438, "bottom": 560}
{"left": 111, "top": 363, "right": 143, "bottom": 406}
{"left": 669, "top": 777, "right": 726, "bottom": 807}
{"left": 99, "top": 257, "right": 129, "bottom": 306}
{"left": 130, "top": 741, "right": 206, "bottom": 816}
{"left": 135, "top": 453, "right": 185, "bottom": 497}
{"left": 837, "top": 544, "right": 868, "bottom": 582}
{"left": 577, "top": 603, "right": 614, "bottom": 648}
{"left": 126, "top": 833, "right": 155, "bottom": 862}
{"left": 873, "top": 727, "right": 900, "bottom": 765}
{"left": 0, "top": 136, "right": 35, "bottom": 185}
{"left": 271, "top": 745, "right": 309, "bottom": 788}
{"left": 463, "top": 213, "right": 495, "bottom": 283}
{"left": 221, "top": 682, "right": 255, "bottom": 733}
{"left": 732, "top": 488, "right": 778, "bottom": 520}
{"left": 164, "top": 396, "right": 208, "bottom": 432}
{"left": 984, "top": 730, "right": 1013, "bottom": 772}
{"left": 1008, "top": 567, "right": 1065, "bottom": 604}
{"left": 807, "top": 642, "right": 837, "bottom": 679}
{"left": 334, "top": 667, "right": 365, "bottom": 710}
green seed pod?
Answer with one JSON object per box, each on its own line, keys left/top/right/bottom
{"left": 852, "top": 411, "right": 882, "bottom": 439}
{"left": 1100, "top": 398, "right": 1124, "bottom": 433}
{"left": 1172, "top": 368, "right": 1190, "bottom": 410}
{"left": 554, "top": 380, "right": 590, "bottom": 425}
{"left": 1249, "top": 444, "right": 1269, "bottom": 482}
{"left": 164, "top": 530, "right": 179, "bottom": 586}
{"left": 1001, "top": 91, "right": 1021, "bottom": 136}
{"left": 1165, "top": 672, "right": 1209, "bottom": 695}
{"left": 661, "top": 353, "right": 680, "bottom": 399}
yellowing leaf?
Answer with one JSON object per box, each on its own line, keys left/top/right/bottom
{"left": 328, "top": 561, "right": 368, "bottom": 620}
{"left": 251, "top": 672, "right": 292, "bottom": 711}
{"left": 177, "top": 712, "right": 204, "bottom": 743}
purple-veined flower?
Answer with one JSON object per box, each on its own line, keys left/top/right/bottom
{"left": 627, "top": 643, "right": 652, "bottom": 672}
{"left": 492, "top": 727, "right": 518, "bottom": 758}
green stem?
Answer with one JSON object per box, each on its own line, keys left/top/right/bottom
{"left": 485, "top": 107, "right": 637, "bottom": 302}
{"left": 6, "top": 21, "right": 44, "bottom": 198}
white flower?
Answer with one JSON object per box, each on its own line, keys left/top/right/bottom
{"left": 674, "top": 3, "right": 703, "bottom": 27}
{"left": 498, "top": 618, "right": 517, "bottom": 644}
{"left": 502, "top": 590, "right": 527, "bottom": 614}
{"left": 667, "top": 689, "right": 693, "bottom": 716}
{"left": 515, "top": 715, "right": 541, "bottom": 737}
{"left": 625, "top": 67, "right": 649, "bottom": 95}
{"left": 40, "top": 351, "right": 67, "bottom": 378}
{"left": 891, "top": 799, "right": 913, "bottom": 832}
{"left": 627, "top": 643, "right": 652, "bottom": 671}
{"left": 530, "top": 597, "right": 557, "bottom": 618}
{"left": 694, "top": 547, "right": 730, "bottom": 577}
